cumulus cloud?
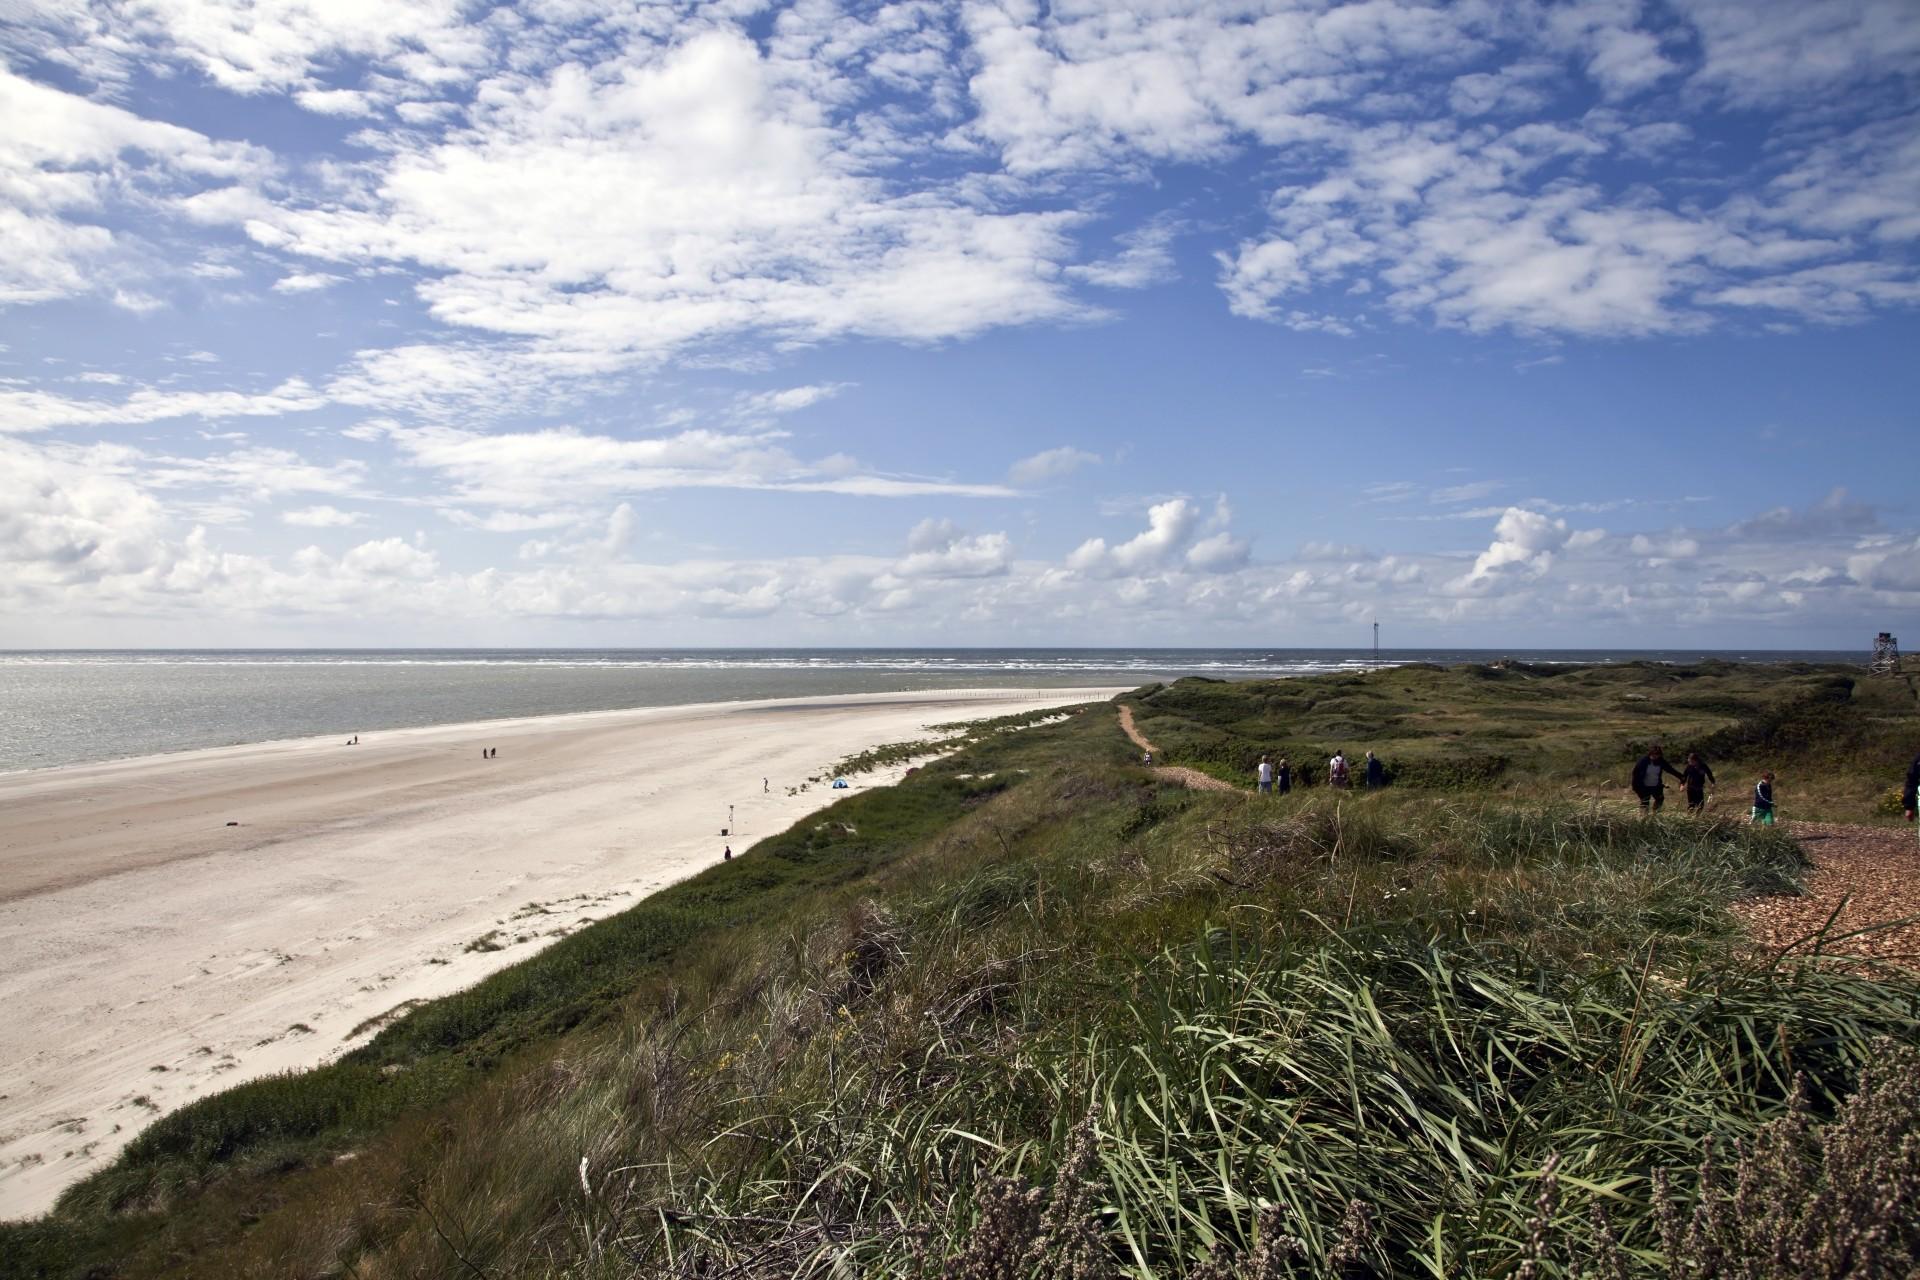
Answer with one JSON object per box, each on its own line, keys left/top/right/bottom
{"left": 1450, "top": 506, "right": 1573, "bottom": 592}
{"left": 1849, "top": 538, "right": 1920, "bottom": 592}
{"left": 895, "top": 518, "right": 1013, "bottom": 578}
{"left": 1069, "top": 497, "right": 1201, "bottom": 576}
{"left": 3, "top": 440, "right": 1917, "bottom": 641}
{"left": 1066, "top": 496, "right": 1250, "bottom": 577}
{"left": 1186, "top": 530, "right": 1252, "bottom": 573}
{"left": 0, "top": 438, "right": 172, "bottom": 586}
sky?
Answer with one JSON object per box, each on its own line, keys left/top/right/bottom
{"left": 2, "top": 0, "right": 1918, "bottom": 650}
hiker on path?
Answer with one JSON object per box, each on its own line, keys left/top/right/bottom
{"left": 1681, "top": 751, "right": 1716, "bottom": 814}
{"left": 1630, "top": 744, "right": 1684, "bottom": 813}
{"left": 1904, "top": 751, "right": 1920, "bottom": 822}
{"left": 1752, "top": 772, "right": 1777, "bottom": 825}
{"left": 1276, "top": 756, "right": 1292, "bottom": 795}
{"left": 1257, "top": 755, "right": 1275, "bottom": 794}
{"left": 723, "top": 844, "right": 733, "bottom": 861}
{"left": 1328, "top": 751, "right": 1350, "bottom": 790}
{"left": 1364, "top": 751, "right": 1385, "bottom": 790}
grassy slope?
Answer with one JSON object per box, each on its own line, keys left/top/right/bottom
{"left": 5, "top": 666, "right": 1919, "bottom": 1279}
{"left": 1123, "top": 661, "right": 1920, "bottom": 820}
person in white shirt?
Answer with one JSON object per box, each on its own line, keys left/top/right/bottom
{"left": 1257, "top": 756, "right": 1275, "bottom": 794}
{"left": 1329, "top": 752, "right": 1350, "bottom": 789}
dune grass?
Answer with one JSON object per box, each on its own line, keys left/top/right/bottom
{"left": 6, "top": 666, "right": 1918, "bottom": 1279}
{"left": 1123, "top": 662, "right": 1920, "bottom": 820}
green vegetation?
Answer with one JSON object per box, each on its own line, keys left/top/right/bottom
{"left": 826, "top": 704, "right": 1072, "bottom": 778}
{"left": 6, "top": 666, "right": 1918, "bottom": 1279}
{"left": 1124, "top": 661, "right": 1920, "bottom": 820}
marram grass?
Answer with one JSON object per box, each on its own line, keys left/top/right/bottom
{"left": 6, "top": 672, "right": 1918, "bottom": 1279}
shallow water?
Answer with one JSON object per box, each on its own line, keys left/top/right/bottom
{"left": 0, "top": 648, "right": 1856, "bottom": 773}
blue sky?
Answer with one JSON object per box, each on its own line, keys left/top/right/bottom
{"left": 2, "top": 0, "right": 1917, "bottom": 648}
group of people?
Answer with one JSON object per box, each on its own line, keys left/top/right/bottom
{"left": 1254, "top": 750, "right": 1385, "bottom": 794}
{"left": 1628, "top": 743, "right": 1775, "bottom": 822}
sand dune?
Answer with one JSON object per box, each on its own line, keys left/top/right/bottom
{"left": 0, "top": 687, "right": 1122, "bottom": 1220}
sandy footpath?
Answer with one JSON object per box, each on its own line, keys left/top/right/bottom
{"left": 0, "top": 686, "right": 1123, "bottom": 1220}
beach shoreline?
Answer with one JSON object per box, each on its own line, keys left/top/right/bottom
{"left": 0, "top": 685, "right": 1125, "bottom": 1221}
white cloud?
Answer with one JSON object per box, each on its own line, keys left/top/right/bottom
{"left": 1449, "top": 63, "right": 1557, "bottom": 118}
{"left": 1069, "top": 497, "right": 1205, "bottom": 576}
{"left": 1732, "top": 488, "right": 1877, "bottom": 539}
{"left": 0, "top": 437, "right": 173, "bottom": 586}
{"left": 207, "top": 29, "right": 1091, "bottom": 362}
{"left": 734, "top": 383, "right": 850, "bottom": 418}
{"left": 272, "top": 271, "right": 344, "bottom": 294}
{"left": 0, "top": 67, "right": 269, "bottom": 309}
{"left": 110, "top": 0, "right": 492, "bottom": 101}
{"left": 1849, "top": 538, "right": 1920, "bottom": 592}
{"left": 1067, "top": 219, "right": 1181, "bottom": 289}
{"left": 4, "top": 437, "right": 1917, "bottom": 640}
{"left": 961, "top": 0, "right": 1479, "bottom": 175}
{"left": 1431, "top": 479, "right": 1503, "bottom": 504}
{"left": 1450, "top": 506, "right": 1573, "bottom": 592}
{"left": 338, "top": 536, "right": 438, "bottom": 579}
{"left": 896, "top": 518, "right": 1013, "bottom": 579}
{"left": 293, "top": 87, "right": 378, "bottom": 117}
{"left": 1186, "top": 530, "right": 1251, "bottom": 573}
{"left": 0, "top": 378, "right": 326, "bottom": 433}
{"left": 283, "top": 505, "right": 366, "bottom": 527}
{"left": 1677, "top": 0, "right": 1920, "bottom": 108}
{"left": 1629, "top": 533, "right": 1702, "bottom": 559}
{"left": 370, "top": 420, "right": 1015, "bottom": 515}
{"left": 1008, "top": 446, "right": 1099, "bottom": 486}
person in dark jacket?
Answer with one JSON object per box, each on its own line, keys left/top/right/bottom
{"left": 1630, "top": 744, "right": 1684, "bottom": 812}
{"left": 1904, "top": 751, "right": 1920, "bottom": 823}
{"left": 1364, "top": 751, "right": 1385, "bottom": 789}
{"left": 1751, "top": 772, "right": 1776, "bottom": 825}
{"left": 1276, "top": 757, "right": 1292, "bottom": 795}
{"left": 1681, "top": 751, "right": 1716, "bottom": 814}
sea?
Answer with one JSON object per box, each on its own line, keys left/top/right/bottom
{"left": 0, "top": 648, "right": 1862, "bottom": 775}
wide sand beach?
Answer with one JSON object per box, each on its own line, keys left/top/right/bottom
{"left": 0, "top": 686, "right": 1123, "bottom": 1219}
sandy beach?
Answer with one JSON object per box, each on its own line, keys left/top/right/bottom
{"left": 0, "top": 686, "right": 1123, "bottom": 1220}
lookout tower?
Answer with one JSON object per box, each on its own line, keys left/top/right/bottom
{"left": 1871, "top": 631, "right": 1901, "bottom": 675}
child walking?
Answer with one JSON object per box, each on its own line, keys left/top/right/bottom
{"left": 1751, "top": 771, "right": 1776, "bottom": 825}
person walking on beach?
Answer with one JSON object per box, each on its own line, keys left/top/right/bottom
{"left": 723, "top": 844, "right": 733, "bottom": 861}
{"left": 1364, "top": 751, "right": 1385, "bottom": 790}
{"left": 1752, "top": 772, "right": 1777, "bottom": 825}
{"left": 1328, "top": 751, "right": 1350, "bottom": 790}
{"left": 1630, "top": 744, "right": 1683, "bottom": 813}
{"left": 1257, "top": 755, "right": 1275, "bottom": 794}
{"left": 1276, "top": 756, "right": 1292, "bottom": 795}
{"left": 763, "top": 777, "right": 769, "bottom": 794}
{"left": 1681, "top": 751, "right": 1715, "bottom": 814}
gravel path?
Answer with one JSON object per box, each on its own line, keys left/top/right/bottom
{"left": 1116, "top": 705, "right": 1239, "bottom": 793}
{"left": 1735, "top": 821, "right": 1920, "bottom": 969}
